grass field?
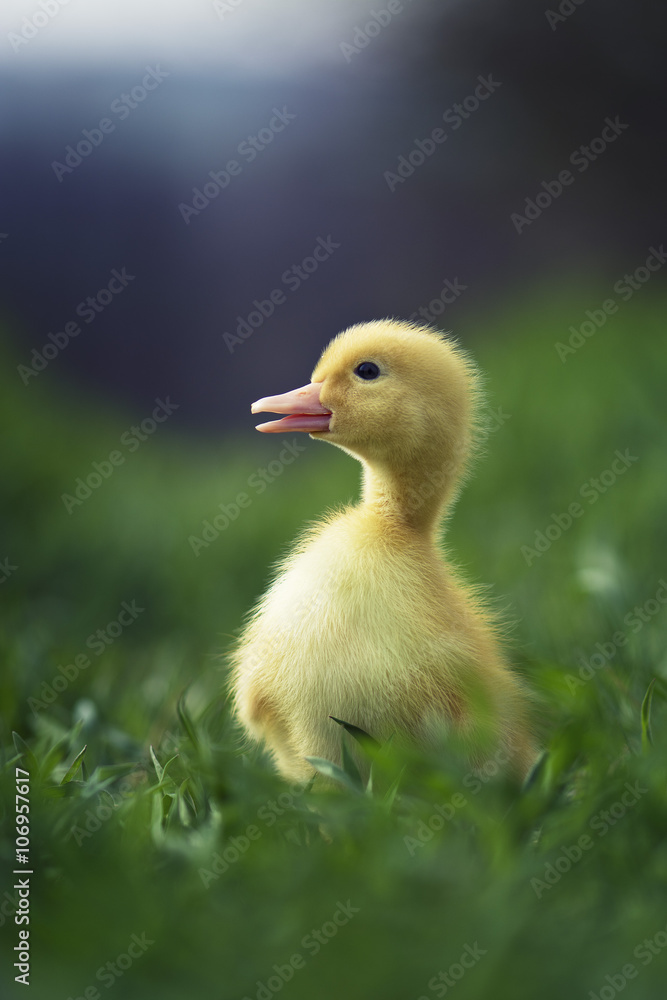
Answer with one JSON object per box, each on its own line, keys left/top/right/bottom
{"left": 1, "top": 284, "right": 666, "bottom": 1000}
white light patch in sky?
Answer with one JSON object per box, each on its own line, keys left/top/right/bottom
{"left": 1, "top": 0, "right": 439, "bottom": 75}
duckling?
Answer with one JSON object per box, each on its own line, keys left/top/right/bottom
{"left": 230, "top": 320, "right": 537, "bottom": 782}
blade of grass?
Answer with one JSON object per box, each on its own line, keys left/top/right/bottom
{"left": 177, "top": 693, "right": 201, "bottom": 753}
{"left": 39, "top": 734, "right": 70, "bottom": 781}
{"left": 329, "top": 716, "right": 380, "bottom": 750}
{"left": 305, "top": 756, "right": 364, "bottom": 794}
{"left": 150, "top": 745, "right": 164, "bottom": 782}
{"left": 339, "top": 732, "right": 363, "bottom": 790}
{"left": 12, "top": 732, "right": 39, "bottom": 774}
{"left": 641, "top": 678, "right": 656, "bottom": 752}
{"left": 177, "top": 780, "right": 193, "bottom": 827}
{"left": 382, "top": 769, "right": 405, "bottom": 811}
{"left": 60, "top": 746, "right": 88, "bottom": 785}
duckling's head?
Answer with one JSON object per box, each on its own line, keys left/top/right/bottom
{"left": 252, "top": 320, "right": 482, "bottom": 522}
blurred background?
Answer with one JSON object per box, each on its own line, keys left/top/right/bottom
{"left": 1, "top": 2, "right": 667, "bottom": 999}
{"left": 1, "top": 0, "right": 666, "bottom": 427}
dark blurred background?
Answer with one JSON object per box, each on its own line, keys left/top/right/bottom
{"left": 1, "top": 0, "right": 665, "bottom": 432}
{"left": 2, "top": 8, "right": 667, "bottom": 999}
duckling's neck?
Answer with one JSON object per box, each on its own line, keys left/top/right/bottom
{"left": 359, "top": 460, "right": 456, "bottom": 537}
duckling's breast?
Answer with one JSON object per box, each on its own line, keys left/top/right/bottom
{"left": 231, "top": 508, "right": 484, "bottom": 748}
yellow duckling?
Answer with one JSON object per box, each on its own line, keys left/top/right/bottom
{"left": 230, "top": 320, "right": 537, "bottom": 782}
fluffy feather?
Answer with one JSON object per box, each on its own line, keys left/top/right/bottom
{"left": 229, "top": 320, "right": 537, "bottom": 781}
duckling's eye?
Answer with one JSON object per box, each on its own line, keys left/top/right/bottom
{"left": 354, "top": 361, "right": 380, "bottom": 380}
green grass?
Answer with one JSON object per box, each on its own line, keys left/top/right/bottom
{"left": 1, "top": 284, "right": 667, "bottom": 1000}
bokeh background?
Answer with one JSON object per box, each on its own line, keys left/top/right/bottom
{"left": 1, "top": 2, "right": 666, "bottom": 999}
{"left": 1, "top": 0, "right": 666, "bottom": 427}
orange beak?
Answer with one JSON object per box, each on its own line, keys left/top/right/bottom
{"left": 251, "top": 382, "right": 331, "bottom": 434}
